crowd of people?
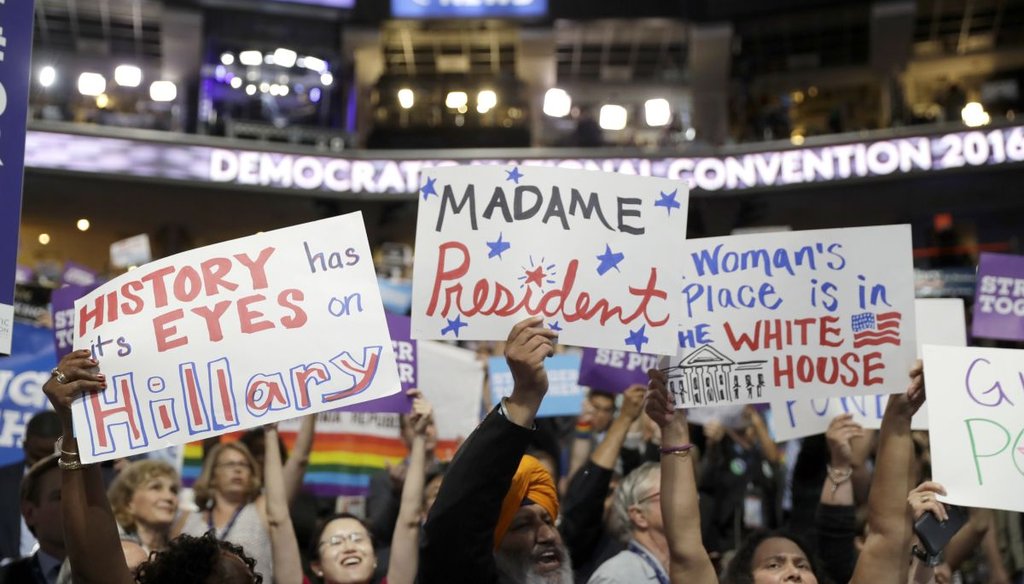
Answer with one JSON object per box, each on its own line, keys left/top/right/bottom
{"left": 0, "top": 316, "right": 1020, "bottom": 584}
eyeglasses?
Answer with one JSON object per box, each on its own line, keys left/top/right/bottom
{"left": 319, "top": 532, "right": 369, "bottom": 548}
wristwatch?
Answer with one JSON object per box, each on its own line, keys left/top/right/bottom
{"left": 912, "top": 544, "right": 943, "bottom": 567}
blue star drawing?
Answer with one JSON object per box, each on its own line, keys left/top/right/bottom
{"left": 440, "top": 315, "right": 469, "bottom": 338}
{"left": 596, "top": 244, "right": 625, "bottom": 276}
{"left": 625, "top": 325, "right": 650, "bottom": 352}
{"left": 654, "top": 190, "right": 681, "bottom": 215}
{"left": 420, "top": 177, "right": 438, "bottom": 200}
{"left": 486, "top": 232, "right": 512, "bottom": 259}
{"left": 548, "top": 321, "right": 563, "bottom": 332}
{"left": 505, "top": 166, "right": 524, "bottom": 184}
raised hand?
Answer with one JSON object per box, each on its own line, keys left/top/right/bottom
{"left": 42, "top": 349, "right": 105, "bottom": 431}
{"left": 907, "top": 481, "right": 949, "bottom": 522}
{"left": 645, "top": 368, "right": 675, "bottom": 429}
{"left": 503, "top": 317, "right": 558, "bottom": 427}
{"left": 619, "top": 384, "right": 646, "bottom": 422}
{"left": 826, "top": 413, "right": 865, "bottom": 468}
{"left": 407, "top": 389, "right": 434, "bottom": 436}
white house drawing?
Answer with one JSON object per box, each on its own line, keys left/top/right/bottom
{"left": 665, "top": 345, "right": 767, "bottom": 406}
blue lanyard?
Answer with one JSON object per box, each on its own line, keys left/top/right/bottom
{"left": 627, "top": 541, "right": 669, "bottom": 584}
{"left": 208, "top": 504, "right": 245, "bottom": 540}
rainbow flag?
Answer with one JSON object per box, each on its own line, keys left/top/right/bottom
{"left": 180, "top": 412, "right": 457, "bottom": 497}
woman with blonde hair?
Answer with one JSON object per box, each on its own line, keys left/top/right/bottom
{"left": 108, "top": 459, "right": 181, "bottom": 555}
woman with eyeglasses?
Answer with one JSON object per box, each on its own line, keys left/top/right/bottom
{"left": 311, "top": 390, "right": 434, "bottom": 584}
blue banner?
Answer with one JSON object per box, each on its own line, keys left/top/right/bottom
{"left": 489, "top": 354, "right": 584, "bottom": 417}
{"left": 0, "top": 322, "right": 56, "bottom": 466}
{"left": 0, "top": 0, "right": 35, "bottom": 355}
{"left": 392, "top": 0, "right": 546, "bottom": 19}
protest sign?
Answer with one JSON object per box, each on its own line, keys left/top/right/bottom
{"left": 0, "top": 322, "right": 56, "bottom": 465}
{"left": 577, "top": 348, "right": 659, "bottom": 393}
{"left": 662, "top": 225, "right": 916, "bottom": 409}
{"left": 0, "top": 0, "right": 35, "bottom": 356}
{"left": 418, "top": 341, "right": 484, "bottom": 443}
{"left": 411, "top": 165, "right": 688, "bottom": 354}
{"left": 51, "top": 284, "right": 98, "bottom": 361}
{"left": 489, "top": 354, "right": 585, "bottom": 417}
{"left": 772, "top": 298, "right": 964, "bottom": 441}
{"left": 344, "top": 313, "right": 416, "bottom": 413}
{"left": 70, "top": 212, "right": 402, "bottom": 463}
{"left": 62, "top": 261, "right": 99, "bottom": 287}
{"left": 924, "top": 344, "right": 1024, "bottom": 513}
{"left": 110, "top": 234, "right": 152, "bottom": 269}
{"left": 972, "top": 253, "right": 1024, "bottom": 342}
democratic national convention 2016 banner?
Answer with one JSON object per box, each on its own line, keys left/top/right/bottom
{"left": 0, "top": 0, "right": 35, "bottom": 355}
{"left": 772, "top": 298, "right": 966, "bottom": 441}
{"left": 489, "top": 354, "right": 585, "bottom": 418}
{"left": 924, "top": 344, "right": 1024, "bottom": 514}
{"left": 661, "top": 224, "right": 917, "bottom": 409}
{"left": 971, "top": 253, "right": 1024, "bottom": 342}
{"left": 577, "top": 348, "right": 659, "bottom": 393}
{"left": 70, "top": 212, "right": 403, "bottom": 464}
{"left": 0, "top": 322, "right": 56, "bottom": 466}
{"left": 411, "top": 165, "right": 688, "bottom": 355}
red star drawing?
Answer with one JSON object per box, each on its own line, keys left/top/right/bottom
{"left": 524, "top": 265, "right": 545, "bottom": 287}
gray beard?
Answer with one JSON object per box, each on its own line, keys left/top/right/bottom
{"left": 494, "top": 544, "right": 574, "bottom": 584}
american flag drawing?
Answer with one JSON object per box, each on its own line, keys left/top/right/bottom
{"left": 850, "top": 311, "right": 902, "bottom": 348}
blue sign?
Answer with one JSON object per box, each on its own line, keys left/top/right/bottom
{"left": 0, "top": 0, "right": 35, "bottom": 355}
{"left": 0, "top": 322, "right": 56, "bottom": 466}
{"left": 392, "top": 0, "right": 546, "bottom": 19}
{"left": 489, "top": 354, "right": 585, "bottom": 418}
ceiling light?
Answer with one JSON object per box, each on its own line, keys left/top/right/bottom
{"left": 273, "top": 48, "right": 297, "bottom": 68}
{"left": 77, "top": 219, "right": 91, "bottom": 232}
{"left": 38, "top": 233, "right": 51, "bottom": 245}
{"left": 260, "top": 82, "right": 270, "bottom": 93}
{"left": 961, "top": 102, "right": 990, "bottom": 127}
{"left": 543, "top": 88, "right": 571, "bottom": 117}
{"left": 77, "top": 72, "right": 106, "bottom": 96}
{"left": 303, "top": 56, "right": 327, "bottom": 73}
{"left": 477, "top": 89, "right": 497, "bottom": 113}
{"left": 149, "top": 80, "right": 177, "bottom": 102}
{"left": 445, "top": 91, "right": 468, "bottom": 109}
{"left": 644, "top": 98, "right": 671, "bottom": 127}
{"left": 39, "top": 66, "right": 56, "bottom": 88}
{"left": 246, "top": 84, "right": 257, "bottom": 95}
{"left": 398, "top": 88, "right": 414, "bottom": 109}
{"left": 320, "top": 72, "right": 334, "bottom": 86}
{"left": 239, "top": 50, "right": 263, "bottom": 66}
{"left": 230, "top": 77, "right": 243, "bottom": 89}
{"left": 599, "top": 104, "right": 628, "bottom": 130}
{"left": 95, "top": 93, "right": 110, "bottom": 109}
{"left": 114, "top": 65, "right": 142, "bottom": 87}
{"left": 220, "top": 52, "right": 235, "bottom": 66}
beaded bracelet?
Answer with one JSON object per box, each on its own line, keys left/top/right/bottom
{"left": 660, "top": 443, "right": 694, "bottom": 457}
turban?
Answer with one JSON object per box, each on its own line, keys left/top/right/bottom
{"left": 494, "top": 455, "right": 560, "bottom": 548}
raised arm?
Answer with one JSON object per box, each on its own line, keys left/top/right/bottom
{"left": 387, "top": 390, "right": 433, "bottom": 584}
{"left": 816, "top": 413, "right": 864, "bottom": 584}
{"left": 851, "top": 360, "right": 926, "bottom": 584}
{"left": 43, "top": 350, "right": 134, "bottom": 584}
{"left": 420, "top": 317, "right": 556, "bottom": 584}
{"left": 647, "top": 369, "right": 717, "bottom": 584}
{"left": 282, "top": 414, "right": 316, "bottom": 504}
{"left": 263, "top": 424, "right": 303, "bottom": 584}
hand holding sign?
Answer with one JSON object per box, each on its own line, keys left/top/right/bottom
{"left": 43, "top": 349, "right": 104, "bottom": 432}
{"left": 503, "top": 317, "right": 558, "bottom": 427}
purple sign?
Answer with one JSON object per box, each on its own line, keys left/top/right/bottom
{"left": 342, "top": 313, "right": 415, "bottom": 413}
{"left": 50, "top": 284, "right": 97, "bottom": 360}
{"left": 0, "top": 0, "right": 35, "bottom": 355}
{"left": 972, "top": 252, "right": 1024, "bottom": 341}
{"left": 61, "top": 261, "right": 99, "bottom": 287}
{"left": 577, "top": 348, "right": 660, "bottom": 393}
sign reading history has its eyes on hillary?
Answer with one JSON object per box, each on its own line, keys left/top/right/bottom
{"left": 392, "top": 0, "right": 546, "bottom": 19}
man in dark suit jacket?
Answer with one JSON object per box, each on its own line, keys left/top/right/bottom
{"left": 0, "top": 454, "right": 65, "bottom": 584}
{"left": 0, "top": 411, "right": 63, "bottom": 561}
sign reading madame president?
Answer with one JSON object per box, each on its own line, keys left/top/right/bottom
{"left": 411, "top": 165, "right": 689, "bottom": 355}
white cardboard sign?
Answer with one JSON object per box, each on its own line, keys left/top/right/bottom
{"left": 662, "top": 225, "right": 917, "bottom": 408}
{"left": 925, "top": 344, "right": 1024, "bottom": 513}
{"left": 71, "top": 213, "right": 402, "bottom": 463}
{"left": 772, "top": 298, "right": 965, "bottom": 441}
{"left": 411, "top": 165, "right": 688, "bottom": 355}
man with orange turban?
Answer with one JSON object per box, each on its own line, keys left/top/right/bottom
{"left": 420, "top": 317, "right": 573, "bottom": 584}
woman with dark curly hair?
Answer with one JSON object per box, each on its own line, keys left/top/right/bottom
{"left": 719, "top": 530, "right": 827, "bottom": 584}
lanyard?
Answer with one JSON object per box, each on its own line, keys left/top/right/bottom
{"left": 627, "top": 541, "right": 669, "bottom": 584}
{"left": 208, "top": 504, "right": 245, "bottom": 540}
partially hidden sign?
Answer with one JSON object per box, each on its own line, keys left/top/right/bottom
{"left": 772, "top": 298, "right": 965, "bottom": 441}
{"left": 411, "top": 165, "right": 688, "bottom": 355}
{"left": 489, "top": 354, "right": 585, "bottom": 418}
{"left": 577, "top": 347, "right": 659, "bottom": 393}
{"left": 70, "top": 213, "right": 402, "bottom": 463}
{"left": 971, "top": 252, "right": 1024, "bottom": 342}
{"left": 663, "top": 225, "right": 916, "bottom": 408}
{"left": 925, "top": 344, "right": 1024, "bottom": 513}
